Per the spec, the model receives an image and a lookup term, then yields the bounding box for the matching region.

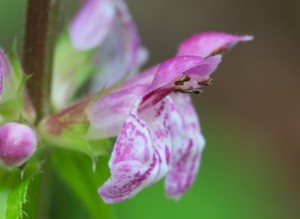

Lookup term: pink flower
[69,0,116,50]
[87,32,252,203]
[70,0,147,90]
[52,0,147,109]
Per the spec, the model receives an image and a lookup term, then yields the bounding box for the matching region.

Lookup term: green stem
[36,153,52,219]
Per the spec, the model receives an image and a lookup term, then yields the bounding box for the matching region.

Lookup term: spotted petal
[99,98,172,203]
[165,94,205,198]
[177,32,253,58]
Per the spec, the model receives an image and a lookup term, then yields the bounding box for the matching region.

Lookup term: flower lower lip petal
[99,98,172,203]
[165,95,205,198]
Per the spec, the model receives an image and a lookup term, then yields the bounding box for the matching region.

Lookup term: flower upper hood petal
[177,32,253,58]
[139,55,221,112]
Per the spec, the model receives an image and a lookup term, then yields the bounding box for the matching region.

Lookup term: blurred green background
[1,0,299,218]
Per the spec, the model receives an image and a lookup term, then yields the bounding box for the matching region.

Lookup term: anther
[174,87,203,94]
[210,46,229,56]
[174,76,191,85]
[174,88,185,93]
[193,89,202,95]
[198,78,214,86]
[174,75,210,95]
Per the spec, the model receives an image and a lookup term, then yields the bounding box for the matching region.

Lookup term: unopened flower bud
[0,122,37,167]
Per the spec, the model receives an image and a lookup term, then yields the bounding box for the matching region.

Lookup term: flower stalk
[22,0,60,122]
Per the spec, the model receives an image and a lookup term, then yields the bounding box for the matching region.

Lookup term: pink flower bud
[0,122,37,167]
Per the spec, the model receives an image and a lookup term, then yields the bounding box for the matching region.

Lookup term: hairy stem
[22,0,60,218]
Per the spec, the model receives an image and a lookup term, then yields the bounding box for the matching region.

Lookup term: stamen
[193,89,202,95]
[174,76,191,85]
[198,78,213,86]
[174,75,212,95]
[210,46,229,56]
[174,87,203,95]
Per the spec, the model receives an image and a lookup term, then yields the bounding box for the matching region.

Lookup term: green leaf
[52,148,115,219]
[4,43,24,102]
[9,43,23,73]
[0,162,39,219]
[0,43,35,123]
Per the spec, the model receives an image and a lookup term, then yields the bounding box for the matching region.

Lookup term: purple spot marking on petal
[144,145,150,162]
[168,139,195,195]
[185,146,201,191]
[113,121,148,164]
[100,152,158,202]
[165,146,170,165]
